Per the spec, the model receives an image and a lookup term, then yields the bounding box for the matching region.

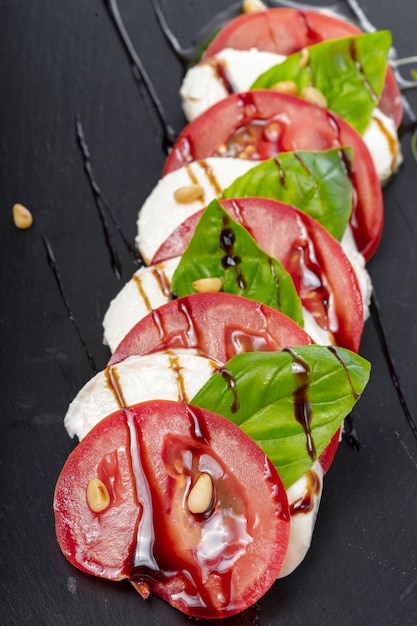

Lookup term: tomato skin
[202,7,402,127]
[319,428,341,474]
[151,197,363,353]
[54,400,290,619]
[53,412,141,580]
[108,291,313,367]
[164,90,383,260]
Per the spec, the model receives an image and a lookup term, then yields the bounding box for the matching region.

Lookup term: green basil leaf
[251,31,391,135]
[191,345,371,489]
[222,148,353,241]
[171,199,304,326]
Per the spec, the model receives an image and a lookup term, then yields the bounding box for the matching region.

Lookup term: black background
[1,1,417,624]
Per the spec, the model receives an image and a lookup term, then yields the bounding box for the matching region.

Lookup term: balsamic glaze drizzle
[284,347,316,461]
[343,414,361,451]
[370,292,417,441]
[75,117,141,276]
[103,0,177,152]
[152,0,242,66]
[43,236,98,374]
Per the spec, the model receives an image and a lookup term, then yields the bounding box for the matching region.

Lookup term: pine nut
[271,80,298,96]
[299,48,310,68]
[13,203,33,229]
[187,472,213,514]
[301,86,328,108]
[173,184,204,204]
[192,277,223,293]
[242,0,266,13]
[86,478,110,513]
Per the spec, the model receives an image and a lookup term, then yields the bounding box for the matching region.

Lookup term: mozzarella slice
[363,108,403,184]
[180,47,402,182]
[278,460,324,578]
[180,48,285,121]
[136,157,256,265]
[103,257,179,352]
[64,350,220,441]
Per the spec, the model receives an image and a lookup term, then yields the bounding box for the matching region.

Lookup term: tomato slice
[108,291,313,367]
[202,7,402,127]
[164,90,383,260]
[54,400,290,619]
[152,197,363,352]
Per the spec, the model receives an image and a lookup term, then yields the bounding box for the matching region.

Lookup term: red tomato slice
[164,90,383,260]
[152,197,364,353]
[54,400,290,619]
[108,291,313,367]
[202,7,402,127]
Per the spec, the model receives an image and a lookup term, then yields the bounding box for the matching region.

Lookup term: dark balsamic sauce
[103,0,176,152]
[284,347,316,460]
[43,236,98,373]
[75,118,122,279]
[327,345,360,401]
[220,219,247,290]
[290,468,321,515]
[219,368,240,413]
[370,292,417,441]
[152,0,242,66]
[343,413,361,451]
[75,117,142,274]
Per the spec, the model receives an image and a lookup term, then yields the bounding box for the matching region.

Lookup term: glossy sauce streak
[219,368,240,413]
[104,0,176,151]
[349,39,378,104]
[151,266,172,298]
[268,257,282,311]
[274,156,287,185]
[196,160,223,196]
[370,293,417,441]
[207,57,235,94]
[373,114,399,176]
[129,406,256,616]
[104,366,127,407]
[286,216,335,332]
[284,347,316,460]
[125,409,159,572]
[152,0,241,65]
[167,351,188,403]
[290,468,321,515]
[327,345,361,400]
[178,301,200,346]
[75,117,122,279]
[220,218,247,290]
[43,236,97,374]
[133,274,153,312]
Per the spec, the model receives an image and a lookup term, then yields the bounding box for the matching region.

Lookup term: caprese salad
[54,1,403,621]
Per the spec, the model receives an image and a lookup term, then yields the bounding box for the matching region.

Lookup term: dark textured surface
[1,1,417,624]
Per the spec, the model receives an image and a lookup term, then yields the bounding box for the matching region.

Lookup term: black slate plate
[1,1,417,624]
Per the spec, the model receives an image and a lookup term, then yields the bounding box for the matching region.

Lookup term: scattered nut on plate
[13,203,33,229]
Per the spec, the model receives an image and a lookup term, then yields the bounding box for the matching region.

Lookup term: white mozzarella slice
[180,48,285,122]
[278,460,324,578]
[64,350,219,441]
[103,257,180,352]
[136,157,257,265]
[362,108,403,184]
